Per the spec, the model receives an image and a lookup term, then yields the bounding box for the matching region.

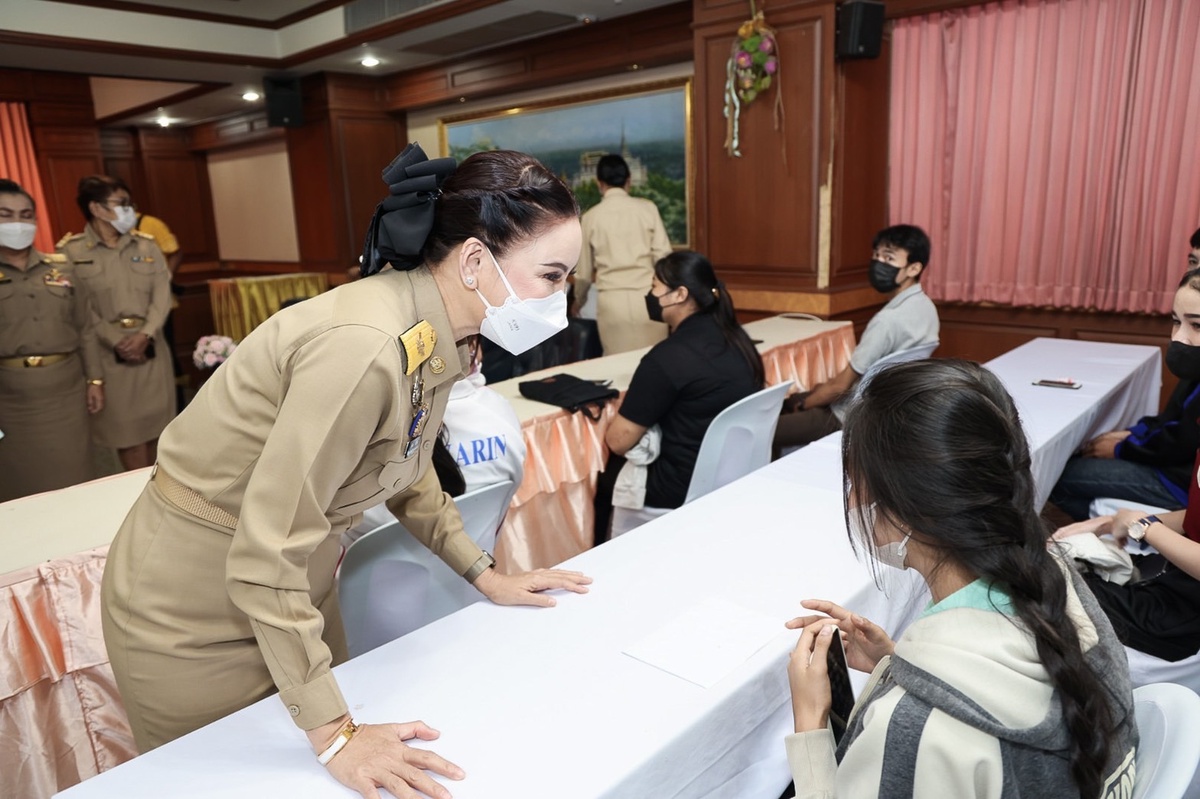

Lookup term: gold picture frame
[438,78,693,247]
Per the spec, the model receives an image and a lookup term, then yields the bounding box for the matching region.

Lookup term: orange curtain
[0,102,54,253]
[889,0,1200,314]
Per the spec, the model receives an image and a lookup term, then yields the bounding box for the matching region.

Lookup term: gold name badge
[398,321,437,376]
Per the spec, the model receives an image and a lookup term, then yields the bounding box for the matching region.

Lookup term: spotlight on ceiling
[360,56,381,67]
[242,90,261,102]
[156,115,171,127]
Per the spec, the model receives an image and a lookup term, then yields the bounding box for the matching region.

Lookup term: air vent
[402,11,578,56]
[345,0,444,35]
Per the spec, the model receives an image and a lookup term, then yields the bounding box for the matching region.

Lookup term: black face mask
[645,290,666,323]
[868,260,901,293]
[1166,341,1200,380]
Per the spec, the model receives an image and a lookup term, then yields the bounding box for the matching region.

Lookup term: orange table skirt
[0,546,136,799]
[495,324,855,573]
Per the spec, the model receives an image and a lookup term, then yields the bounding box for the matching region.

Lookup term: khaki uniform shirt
[575,187,672,302]
[0,249,102,377]
[58,224,171,349]
[156,266,481,728]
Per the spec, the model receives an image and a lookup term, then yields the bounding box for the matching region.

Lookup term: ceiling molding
[277,0,509,68]
[94,81,228,127]
[0,30,278,68]
[39,0,351,30]
[2,0,513,71]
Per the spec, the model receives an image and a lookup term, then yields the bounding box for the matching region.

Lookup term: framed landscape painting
[439,78,692,246]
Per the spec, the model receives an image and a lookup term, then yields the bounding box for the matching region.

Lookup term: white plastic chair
[1131,682,1200,799]
[684,381,793,504]
[852,340,940,400]
[338,480,514,658]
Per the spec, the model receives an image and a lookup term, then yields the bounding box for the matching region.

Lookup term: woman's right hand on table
[310,717,464,799]
[786,599,894,673]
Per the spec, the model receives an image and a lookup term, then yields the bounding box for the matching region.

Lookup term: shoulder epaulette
[42,253,68,264]
[56,232,83,248]
[131,230,155,241]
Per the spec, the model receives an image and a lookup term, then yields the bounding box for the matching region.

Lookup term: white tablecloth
[55,338,1161,799]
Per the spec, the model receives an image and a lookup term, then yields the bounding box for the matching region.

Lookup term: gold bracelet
[316,719,360,766]
[87,378,105,386]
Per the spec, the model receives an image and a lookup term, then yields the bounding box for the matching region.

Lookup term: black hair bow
[360,142,457,276]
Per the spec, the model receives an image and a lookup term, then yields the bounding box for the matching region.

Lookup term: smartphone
[1033,378,1081,389]
[826,627,856,744]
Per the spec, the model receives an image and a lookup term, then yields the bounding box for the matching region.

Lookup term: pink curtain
[889,0,1200,314]
[0,103,55,253]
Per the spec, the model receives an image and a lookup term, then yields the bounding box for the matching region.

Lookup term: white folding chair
[338,480,514,658]
[684,381,793,504]
[1132,682,1200,799]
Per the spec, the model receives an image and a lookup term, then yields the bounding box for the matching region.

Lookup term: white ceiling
[0,0,680,127]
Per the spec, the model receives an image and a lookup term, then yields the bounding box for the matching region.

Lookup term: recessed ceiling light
[360,56,381,67]
[156,115,171,127]
[242,90,261,102]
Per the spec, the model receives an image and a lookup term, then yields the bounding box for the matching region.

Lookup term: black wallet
[518,373,619,421]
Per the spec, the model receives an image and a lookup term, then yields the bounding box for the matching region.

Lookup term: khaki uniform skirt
[101,481,348,751]
[597,288,668,355]
[92,341,176,449]
[0,353,91,501]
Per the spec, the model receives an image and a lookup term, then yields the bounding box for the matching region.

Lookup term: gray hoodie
[786,565,1138,798]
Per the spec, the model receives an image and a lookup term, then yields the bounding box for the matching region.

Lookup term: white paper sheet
[622,597,789,689]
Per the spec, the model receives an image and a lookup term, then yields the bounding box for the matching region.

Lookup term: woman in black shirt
[605,250,764,535]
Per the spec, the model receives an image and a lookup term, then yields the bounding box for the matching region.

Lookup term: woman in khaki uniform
[60,175,175,471]
[101,147,591,799]
[0,179,105,501]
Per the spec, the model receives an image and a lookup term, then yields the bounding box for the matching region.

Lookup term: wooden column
[692,0,890,318]
[286,73,407,272]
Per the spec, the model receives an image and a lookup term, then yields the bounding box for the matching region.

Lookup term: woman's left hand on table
[473,567,592,607]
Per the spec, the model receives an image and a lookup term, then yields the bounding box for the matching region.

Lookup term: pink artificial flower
[204,352,219,367]
[765,57,778,74]
[735,51,752,68]
[759,38,774,54]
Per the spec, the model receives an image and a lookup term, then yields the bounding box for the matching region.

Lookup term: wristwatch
[463,551,496,583]
[1127,515,1160,542]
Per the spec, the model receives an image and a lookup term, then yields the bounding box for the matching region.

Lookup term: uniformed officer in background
[101,145,592,799]
[60,175,175,471]
[0,179,104,501]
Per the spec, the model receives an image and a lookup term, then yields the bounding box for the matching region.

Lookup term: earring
[465,277,475,286]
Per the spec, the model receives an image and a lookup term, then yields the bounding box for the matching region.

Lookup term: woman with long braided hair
[785,359,1137,798]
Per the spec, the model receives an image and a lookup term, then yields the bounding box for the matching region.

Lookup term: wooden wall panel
[829,39,891,286]
[38,153,103,238]
[693,3,834,289]
[287,121,343,268]
[335,116,405,261]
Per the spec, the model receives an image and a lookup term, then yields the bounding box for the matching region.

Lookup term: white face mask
[849,503,912,571]
[0,222,36,250]
[475,247,568,355]
[110,205,137,234]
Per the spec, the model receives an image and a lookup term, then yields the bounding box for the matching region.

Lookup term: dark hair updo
[420,150,578,266]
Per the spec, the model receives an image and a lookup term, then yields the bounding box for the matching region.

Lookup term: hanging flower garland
[723,2,786,161]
